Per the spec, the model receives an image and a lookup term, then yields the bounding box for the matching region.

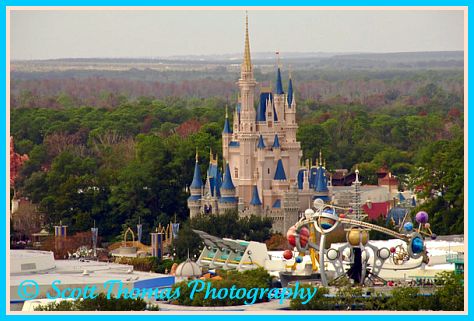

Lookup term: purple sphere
[349,208,354,213]
[415,211,429,224]
[430,233,437,240]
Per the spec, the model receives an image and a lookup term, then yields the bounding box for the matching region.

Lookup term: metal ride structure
[286,170,437,287]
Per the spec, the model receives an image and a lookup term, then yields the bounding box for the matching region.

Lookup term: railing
[446,253,464,263]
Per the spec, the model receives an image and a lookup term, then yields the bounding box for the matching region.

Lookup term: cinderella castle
[187,15,330,233]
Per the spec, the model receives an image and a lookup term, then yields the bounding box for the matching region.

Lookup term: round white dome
[175,259,202,278]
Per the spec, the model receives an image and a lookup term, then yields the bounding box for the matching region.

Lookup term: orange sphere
[347,228,369,246]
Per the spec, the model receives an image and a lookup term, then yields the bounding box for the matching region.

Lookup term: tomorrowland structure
[187,16,330,234]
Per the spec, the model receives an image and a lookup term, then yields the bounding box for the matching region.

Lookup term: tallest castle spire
[242,12,252,73]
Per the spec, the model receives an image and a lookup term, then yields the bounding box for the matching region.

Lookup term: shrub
[34,293,158,311]
[170,267,272,306]
[114,257,180,273]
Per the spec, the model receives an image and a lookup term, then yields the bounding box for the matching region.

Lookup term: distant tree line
[10,75,464,241]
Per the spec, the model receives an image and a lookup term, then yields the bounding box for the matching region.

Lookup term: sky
[10,9,465,60]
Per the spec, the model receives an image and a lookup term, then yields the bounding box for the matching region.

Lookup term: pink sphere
[415,211,429,224]
[287,226,296,247]
[390,247,396,253]
[299,227,310,247]
[339,213,346,218]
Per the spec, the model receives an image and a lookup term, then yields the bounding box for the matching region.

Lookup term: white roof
[10,250,169,286]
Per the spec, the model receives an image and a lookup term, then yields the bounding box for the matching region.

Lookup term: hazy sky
[11,9,464,60]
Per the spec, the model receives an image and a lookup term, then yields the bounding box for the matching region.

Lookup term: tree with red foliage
[175,119,202,138]
[10,136,29,186]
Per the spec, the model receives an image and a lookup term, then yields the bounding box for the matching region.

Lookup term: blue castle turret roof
[297,168,306,189]
[257,92,272,122]
[190,160,203,190]
[250,185,262,206]
[315,166,329,193]
[272,134,280,148]
[223,118,232,134]
[207,162,222,197]
[221,163,235,190]
[257,134,265,149]
[276,67,284,95]
[274,159,287,180]
[273,199,281,208]
[287,77,293,107]
[309,166,319,189]
[223,105,232,134]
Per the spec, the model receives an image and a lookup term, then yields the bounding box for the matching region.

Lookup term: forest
[10,62,464,241]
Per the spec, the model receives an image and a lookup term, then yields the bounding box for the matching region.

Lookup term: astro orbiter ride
[285,169,436,286]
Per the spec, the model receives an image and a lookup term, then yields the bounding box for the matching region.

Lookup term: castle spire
[221,162,235,190]
[195,147,199,162]
[274,159,287,181]
[275,52,284,95]
[242,12,252,73]
[257,134,266,149]
[287,73,294,106]
[250,185,262,206]
[223,104,232,134]
[190,153,203,190]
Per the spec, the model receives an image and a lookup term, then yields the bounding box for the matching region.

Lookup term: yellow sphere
[347,228,369,246]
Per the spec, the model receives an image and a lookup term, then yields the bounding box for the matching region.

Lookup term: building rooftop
[10,250,173,302]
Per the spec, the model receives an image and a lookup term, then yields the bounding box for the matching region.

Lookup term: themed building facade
[187,16,330,233]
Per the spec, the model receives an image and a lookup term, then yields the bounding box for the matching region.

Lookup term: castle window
[235,168,238,178]
[268,168,270,174]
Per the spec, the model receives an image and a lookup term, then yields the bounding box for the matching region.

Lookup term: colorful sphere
[286,226,296,247]
[299,227,310,247]
[415,211,429,224]
[283,249,293,260]
[339,213,346,218]
[430,233,437,240]
[320,208,337,230]
[404,222,413,232]
[347,228,369,246]
[295,256,303,263]
[424,223,431,229]
[411,237,424,254]
[323,207,336,215]
[390,247,396,253]
[349,208,354,213]
[320,217,336,230]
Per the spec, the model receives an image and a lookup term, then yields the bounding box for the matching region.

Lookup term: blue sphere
[404,222,413,232]
[295,256,303,263]
[411,237,424,254]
